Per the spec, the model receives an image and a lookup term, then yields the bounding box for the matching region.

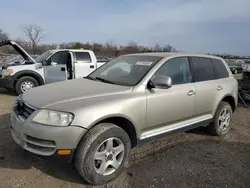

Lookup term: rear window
[75,52,91,62]
[191,57,216,82]
[212,59,229,79]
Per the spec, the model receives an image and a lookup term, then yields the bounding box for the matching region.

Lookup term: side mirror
[150,75,172,89]
[51,62,57,66]
[42,60,48,66]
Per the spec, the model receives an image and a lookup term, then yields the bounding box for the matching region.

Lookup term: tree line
[0,24,176,58]
[1,24,249,59]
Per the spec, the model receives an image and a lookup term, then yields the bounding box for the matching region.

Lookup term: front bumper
[10,111,87,162]
[0,76,15,89]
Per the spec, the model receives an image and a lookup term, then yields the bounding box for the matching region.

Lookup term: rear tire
[207,101,233,136]
[15,76,39,95]
[74,123,131,185]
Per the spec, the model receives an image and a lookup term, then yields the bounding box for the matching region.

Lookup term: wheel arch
[13,70,45,87]
[89,115,138,148]
[219,94,236,112]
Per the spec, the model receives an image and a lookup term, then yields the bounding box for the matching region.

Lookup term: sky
[0,0,250,55]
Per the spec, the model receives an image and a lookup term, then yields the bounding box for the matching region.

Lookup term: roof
[124,52,222,59]
[49,49,93,53]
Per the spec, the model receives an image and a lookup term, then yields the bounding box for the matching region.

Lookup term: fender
[12,70,45,86]
[213,94,236,116]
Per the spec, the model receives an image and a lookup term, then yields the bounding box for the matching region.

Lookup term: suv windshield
[87,55,162,86]
[35,51,53,63]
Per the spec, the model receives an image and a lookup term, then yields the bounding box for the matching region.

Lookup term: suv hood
[0,40,36,63]
[21,78,133,108]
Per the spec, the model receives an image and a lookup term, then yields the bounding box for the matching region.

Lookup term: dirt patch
[0,89,249,188]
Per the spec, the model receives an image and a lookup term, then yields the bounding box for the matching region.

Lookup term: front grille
[14,100,36,120]
[25,135,56,148]
[24,135,56,155]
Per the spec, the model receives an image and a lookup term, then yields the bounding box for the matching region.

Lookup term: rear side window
[75,52,91,62]
[212,59,229,79]
[191,57,216,82]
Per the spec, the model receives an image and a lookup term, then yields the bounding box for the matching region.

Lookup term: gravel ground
[0,86,249,188]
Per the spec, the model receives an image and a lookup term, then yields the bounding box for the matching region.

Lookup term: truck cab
[0,40,105,94]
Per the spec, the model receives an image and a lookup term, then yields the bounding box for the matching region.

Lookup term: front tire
[15,76,39,94]
[207,101,233,136]
[74,123,131,185]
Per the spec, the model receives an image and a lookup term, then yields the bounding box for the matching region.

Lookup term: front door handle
[90,65,95,68]
[61,67,66,71]
[187,90,196,96]
[217,86,223,90]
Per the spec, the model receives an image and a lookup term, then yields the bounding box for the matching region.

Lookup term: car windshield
[35,51,53,62]
[87,55,162,86]
[225,59,236,64]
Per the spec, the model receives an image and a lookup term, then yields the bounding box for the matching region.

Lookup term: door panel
[74,52,95,78]
[190,57,218,116]
[145,57,195,132]
[146,83,196,129]
[194,80,217,116]
[44,64,67,84]
[44,51,69,84]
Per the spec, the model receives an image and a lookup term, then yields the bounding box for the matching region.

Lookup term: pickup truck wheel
[15,76,39,94]
[207,101,233,136]
[74,123,131,185]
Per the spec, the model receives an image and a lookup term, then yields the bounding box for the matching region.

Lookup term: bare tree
[162,44,176,52]
[0,29,10,54]
[153,43,162,52]
[22,24,44,54]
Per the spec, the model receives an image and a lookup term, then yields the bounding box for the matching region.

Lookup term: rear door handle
[217,86,223,90]
[61,67,65,71]
[90,65,95,68]
[187,90,196,96]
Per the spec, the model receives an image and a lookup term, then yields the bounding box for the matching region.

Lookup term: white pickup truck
[0,41,106,94]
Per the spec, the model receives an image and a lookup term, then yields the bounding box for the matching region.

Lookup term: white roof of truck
[49,49,93,53]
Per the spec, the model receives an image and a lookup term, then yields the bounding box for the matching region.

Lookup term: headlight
[33,109,74,126]
[2,69,14,76]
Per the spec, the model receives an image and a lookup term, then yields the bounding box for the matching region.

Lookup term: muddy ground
[0,86,249,188]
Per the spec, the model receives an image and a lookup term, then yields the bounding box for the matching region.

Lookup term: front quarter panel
[50,92,147,138]
[8,64,44,79]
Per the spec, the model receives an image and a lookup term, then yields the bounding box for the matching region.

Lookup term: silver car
[10,53,238,184]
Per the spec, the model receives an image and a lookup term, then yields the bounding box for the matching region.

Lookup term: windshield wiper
[95,77,115,84]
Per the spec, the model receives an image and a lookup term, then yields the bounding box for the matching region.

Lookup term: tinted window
[212,59,229,79]
[154,57,191,85]
[75,52,91,62]
[191,57,216,82]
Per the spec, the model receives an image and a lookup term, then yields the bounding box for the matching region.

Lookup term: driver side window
[154,57,191,85]
[47,51,68,65]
